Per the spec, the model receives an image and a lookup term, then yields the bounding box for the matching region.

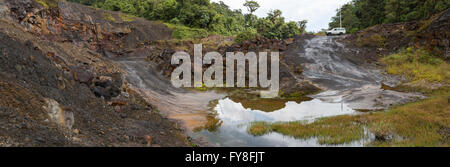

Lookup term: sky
[211,0,352,32]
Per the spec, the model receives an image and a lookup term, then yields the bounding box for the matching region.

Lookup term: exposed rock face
[0,0,8,17]
[345,9,450,61]
[418,9,450,59]
[6,0,172,56]
[217,36,321,96]
[0,0,189,146]
[92,73,123,100]
[223,37,291,53]
[43,98,74,129]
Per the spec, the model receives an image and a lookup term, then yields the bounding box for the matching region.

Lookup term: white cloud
[211,0,352,32]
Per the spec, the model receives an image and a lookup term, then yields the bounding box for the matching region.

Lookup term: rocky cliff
[345,8,449,62]
[0,0,189,146]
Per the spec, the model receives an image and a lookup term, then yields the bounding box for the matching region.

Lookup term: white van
[326,28,346,36]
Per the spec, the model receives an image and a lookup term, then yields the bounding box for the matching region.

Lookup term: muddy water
[117,36,422,147]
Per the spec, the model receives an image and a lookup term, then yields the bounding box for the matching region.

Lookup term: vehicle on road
[326,28,346,36]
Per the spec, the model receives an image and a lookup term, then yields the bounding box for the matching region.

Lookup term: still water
[192,96,366,147]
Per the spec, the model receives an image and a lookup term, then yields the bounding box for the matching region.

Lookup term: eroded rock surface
[0,0,189,147]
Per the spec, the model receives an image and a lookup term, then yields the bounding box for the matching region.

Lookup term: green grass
[356,34,386,47]
[235,29,259,44]
[164,23,209,40]
[119,13,136,22]
[103,13,116,22]
[369,88,450,146]
[249,48,449,146]
[382,47,450,84]
[248,122,271,136]
[248,87,450,146]
[248,116,365,145]
[35,0,61,9]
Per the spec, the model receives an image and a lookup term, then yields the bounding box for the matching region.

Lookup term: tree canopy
[329,0,450,33]
[68,0,306,40]
[244,0,260,14]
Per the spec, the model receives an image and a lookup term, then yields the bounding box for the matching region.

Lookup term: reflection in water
[216,98,354,123]
[193,97,362,147]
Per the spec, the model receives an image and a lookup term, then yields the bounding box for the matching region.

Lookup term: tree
[243,0,260,14]
[297,20,307,34]
[254,9,303,39]
[68,0,306,39]
[329,0,450,33]
[154,0,178,21]
[267,9,282,22]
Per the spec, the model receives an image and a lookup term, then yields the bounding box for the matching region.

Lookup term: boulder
[91,73,123,100]
[72,67,94,84]
[43,98,74,129]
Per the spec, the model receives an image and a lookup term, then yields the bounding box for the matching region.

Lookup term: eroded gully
[115,36,423,147]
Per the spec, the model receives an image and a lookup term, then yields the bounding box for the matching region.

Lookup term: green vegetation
[356,34,386,47]
[235,29,259,44]
[35,0,61,9]
[193,114,223,132]
[329,0,450,32]
[164,23,209,40]
[119,13,136,22]
[249,47,450,146]
[368,88,450,146]
[248,116,365,145]
[103,13,116,22]
[248,87,450,146]
[382,47,450,84]
[248,122,271,136]
[68,0,307,40]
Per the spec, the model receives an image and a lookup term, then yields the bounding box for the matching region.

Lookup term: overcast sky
[211,0,352,32]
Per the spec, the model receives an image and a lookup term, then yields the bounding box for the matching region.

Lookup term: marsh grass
[248,116,365,145]
[382,47,450,84]
[193,114,223,133]
[248,122,271,136]
[248,87,450,146]
[368,88,450,146]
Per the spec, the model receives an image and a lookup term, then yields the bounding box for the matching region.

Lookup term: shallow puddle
[192,97,364,147]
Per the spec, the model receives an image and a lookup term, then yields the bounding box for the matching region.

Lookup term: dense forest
[329,0,450,33]
[68,0,307,40]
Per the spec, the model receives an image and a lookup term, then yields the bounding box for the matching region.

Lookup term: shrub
[357,34,386,47]
[235,28,258,44]
[165,23,209,40]
[382,47,449,84]
[35,0,59,9]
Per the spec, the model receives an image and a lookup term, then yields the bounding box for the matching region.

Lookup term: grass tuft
[356,34,386,47]
[382,47,450,84]
[164,23,209,40]
[248,122,271,136]
[35,0,61,9]
[119,13,136,22]
[247,87,450,146]
[248,116,366,145]
[103,13,116,22]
